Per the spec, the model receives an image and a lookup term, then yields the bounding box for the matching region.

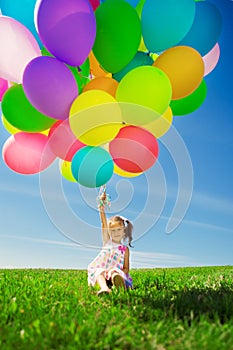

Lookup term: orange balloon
[153,46,204,100]
[89,51,112,78]
[83,77,118,97]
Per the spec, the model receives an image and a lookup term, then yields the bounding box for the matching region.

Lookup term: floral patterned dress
[88,240,133,288]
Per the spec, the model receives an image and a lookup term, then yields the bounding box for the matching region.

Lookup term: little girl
[88,193,133,294]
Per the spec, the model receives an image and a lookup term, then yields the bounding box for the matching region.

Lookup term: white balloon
[203,43,220,77]
[0,16,41,83]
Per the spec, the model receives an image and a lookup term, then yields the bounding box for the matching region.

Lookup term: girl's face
[108,221,125,243]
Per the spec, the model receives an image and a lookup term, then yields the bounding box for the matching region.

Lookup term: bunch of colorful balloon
[0,0,222,188]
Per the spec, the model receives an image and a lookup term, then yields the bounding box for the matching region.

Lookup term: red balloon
[90,0,100,11]
[109,126,159,173]
[2,132,56,174]
[48,120,86,161]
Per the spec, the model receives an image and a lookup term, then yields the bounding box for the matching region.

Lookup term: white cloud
[131,250,196,268]
[0,234,98,251]
[192,191,233,214]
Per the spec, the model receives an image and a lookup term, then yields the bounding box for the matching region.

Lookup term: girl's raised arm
[99,194,110,245]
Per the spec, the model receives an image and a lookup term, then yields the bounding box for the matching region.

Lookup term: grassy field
[0,266,232,350]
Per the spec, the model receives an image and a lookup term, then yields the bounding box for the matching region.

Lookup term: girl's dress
[88,240,133,288]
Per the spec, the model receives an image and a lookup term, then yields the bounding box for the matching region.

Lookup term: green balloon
[1,85,56,132]
[41,47,90,94]
[170,80,207,116]
[113,51,153,82]
[116,66,172,124]
[93,0,141,73]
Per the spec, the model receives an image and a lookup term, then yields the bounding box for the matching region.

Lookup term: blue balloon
[179,1,222,56]
[113,51,153,82]
[71,146,114,188]
[0,0,42,47]
[141,0,196,53]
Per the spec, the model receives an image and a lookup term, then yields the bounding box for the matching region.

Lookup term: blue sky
[0,0,233,269]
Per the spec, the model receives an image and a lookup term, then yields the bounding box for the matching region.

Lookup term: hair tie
[120,216,128,225]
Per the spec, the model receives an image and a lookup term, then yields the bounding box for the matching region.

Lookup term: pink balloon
[0,77,8,101]
[48,120,86,161]
[2,132,56,174]
[203,43,220,77]
[109,126,159,173]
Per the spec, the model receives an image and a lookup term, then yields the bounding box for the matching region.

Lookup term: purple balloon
[23,56,78,120]
[36,0,96,67]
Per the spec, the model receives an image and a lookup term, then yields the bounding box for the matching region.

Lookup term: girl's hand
[100,192,106,201]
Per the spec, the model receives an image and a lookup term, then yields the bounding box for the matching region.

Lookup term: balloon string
[76,67,92,81]
[96,185,111,210]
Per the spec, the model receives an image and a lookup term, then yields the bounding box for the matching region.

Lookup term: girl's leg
[111,271,125,289]
[96,272,111,294]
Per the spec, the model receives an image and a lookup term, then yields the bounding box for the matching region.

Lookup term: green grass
[0,266,233,350]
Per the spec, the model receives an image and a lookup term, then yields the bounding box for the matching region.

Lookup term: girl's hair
[108,216,134,247]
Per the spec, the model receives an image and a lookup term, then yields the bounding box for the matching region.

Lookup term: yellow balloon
[139,36,148,52]
[153,46,204,100]
[150,52,159,61]
[136,0,148,52]
[2,115,51,136]
[2,114,20,134]
[143,106,173,138]
[114,163,142,178]
[59,160,76,182]
[69,90,122,146]
[41,128,50,136]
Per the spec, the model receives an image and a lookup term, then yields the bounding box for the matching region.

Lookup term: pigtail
[124,219,134,248]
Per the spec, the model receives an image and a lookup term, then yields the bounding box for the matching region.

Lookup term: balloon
[141,0,195,53]
[116,66,172,124]
[114,163,142,178]
[170,80,207,116]
[90,0,100,11]
[109,125,159,173]
[0,16,41,83]
[23,56,78,120]
[69,90,122,146]
[1,115,21,135]
[0,77,8,101]
[135,0,147,53]
[136,0,146,17]
[48,120,86,161]
[83,77,118,97]
[179,1,222,56]
[41,46,91,94]
[89,51,111,78]
[203,43,220,77]
[93,0,141,73]
[113,51,153,82]
[71,146,114,187]
[100,0,140,8]
[153,46,204,100]
[35,0,96,66]
[1,115,50,135]
[0,0,42,47]
[142,106,173,138]
[2,132,56,174]
[59,160,76,182]
[1,85,56,132]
